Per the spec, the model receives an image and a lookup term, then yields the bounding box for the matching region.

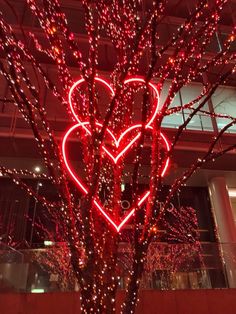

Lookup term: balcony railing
[0,242,236,293]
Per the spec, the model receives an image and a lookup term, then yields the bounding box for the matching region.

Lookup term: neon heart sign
[62,77,170,232]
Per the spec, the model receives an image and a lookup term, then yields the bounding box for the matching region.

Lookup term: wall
[1,289,236,314]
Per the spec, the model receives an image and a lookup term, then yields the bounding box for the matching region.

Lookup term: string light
[0,0,235,313]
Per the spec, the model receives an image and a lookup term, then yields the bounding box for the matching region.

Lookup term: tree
[0,0,235,313]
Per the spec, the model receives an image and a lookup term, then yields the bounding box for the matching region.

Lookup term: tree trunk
[121,245,146,314]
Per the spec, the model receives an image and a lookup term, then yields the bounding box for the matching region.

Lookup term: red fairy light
[62,76,170,231]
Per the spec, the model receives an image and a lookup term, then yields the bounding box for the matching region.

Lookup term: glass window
[212,86,236,134]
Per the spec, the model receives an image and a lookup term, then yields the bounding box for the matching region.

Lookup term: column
[209,177,236,288]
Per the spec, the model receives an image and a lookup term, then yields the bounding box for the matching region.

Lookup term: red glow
[62,76,170,232]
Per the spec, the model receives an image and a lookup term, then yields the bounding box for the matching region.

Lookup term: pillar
[209,177,236,288]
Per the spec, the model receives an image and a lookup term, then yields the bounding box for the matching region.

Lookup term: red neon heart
[68,77,160,134]
[62,123,169,231]
[62,77,170,232]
